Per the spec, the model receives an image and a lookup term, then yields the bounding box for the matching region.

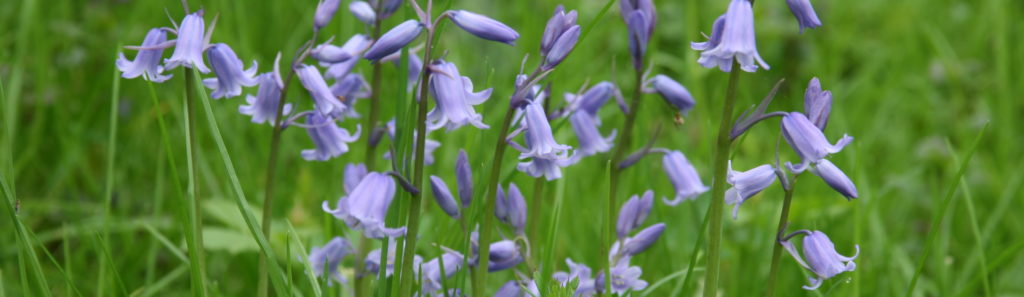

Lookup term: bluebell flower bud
[421,251,464,294]
[301,113,361,161]
[617,190,654,239]
[486,240,523,272]
[296,64,347,116]
[239,70,291,124]
[803,77,832,131]
[620,0,656,38]
[455,150,473,207]
[426,60,492,131]
[202,43,257,99]
[373,0,402,19]
[647,75,696,114]
[117,28,172,82]
[495,183,527,234]
[786,0,822,33]
[165,12,210,73]
[543,24,580,70]
[568,81,616,116]
[448,10,520,45]
[622,223,665,256]
[323,172,405,238]
[308,237,352,285]
[541,6,578,55]
[429,175,461,218]
[570,111,616,158]
[692,0,770,72]
[781,112,852,172]
[349,1,376,25]
[725,162,777,219]
[313,34,372,64]
[810,159,858,199]
[661,150,709,205]
[625,10,651,70]
[314,0,342,30]
[782,230,859,290]
[343,163,368,194]
[495,184,509,224]
[364,20,423,61]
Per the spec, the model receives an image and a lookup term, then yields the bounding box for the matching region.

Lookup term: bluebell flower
[330,73,371,119]
[429,176,461,218]
[569,111,616,159]
[786,0,822,33]
[620,223,665,256]
[447,10,519,45]
[426,60,492,131]
[803,77,832,131]
[782,230,859,290]
[364,20,423,61]
[553,258,596,296]
[617,190,654,239]
[494,183,527,234]
[366,238,422,277]
[296,64,348,116]
[661,150,709,205]
[344,163,367,194]
[313,34,372,64]
[692,0,770,72]
[511,100,574,180]
[620,0,656,69]
[239,68,291,124]
[483,240,523,272]
[565,81,616,116]
[495,279,540,297]
[349,1,376,25]
[323,172,405,238]
[595,261,649,295]
[308,236,352,285]
[202,43,257,99]
[725,161,777,219]
[810,159,858,199]
[301,112,361,161]
[314,0,342,30]
[541,6,579,56]
[455,150,473,207]
[544,25,581,70]
[620,0,656,37]
[373,0,402,19]
[647,75,696,114]
[420,251,464,294]
[117,28,172,82]
[781,112,852,172]
[165,12,210,73]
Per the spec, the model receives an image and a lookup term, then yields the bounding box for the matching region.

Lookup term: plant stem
[529,177,544,256]
[355,16,385,297]
[184,68,209,297]
[764,180,797,297]
[703,63,741,297]
[473,107,517,297]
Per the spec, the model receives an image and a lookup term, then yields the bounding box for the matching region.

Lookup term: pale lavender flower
[617,190,654,239]
[330,73,371,119]
[781,112,852,172]
[426,60,492,131]
[429,176,461,218]
[312,34,372,64]
[565,81,616,116]
[803,77,832,131]
[296,64,348,116]
[364,20,423,61]
[301,112,361,161]
[164,12,210,73]
[620,0,656,37]
[725,161,777,219]
[372,0,402,19]
[544,25,581,70]
[323,172,406,238]
[344,163,368,194]
[447,10,520,45]
[661,150,709,205]
[495,279,540,297]
[541,6,579,56]
[420,251,465,294]
[595,261,648,294]
[786,0,822,33]
[484,240,523,272]
[620,0,655,69]
[553,258,596,296]
[647,75,696,114]
[383,119,440,164]
[308,237,353,285]
[692,0,770,72]
[117,28,172,82]
[202,43,258,99]
[495,183,527,234]
[782,230,859,290]
[570,111,616,158]
[349,1,376,25]
[365,238,422,277]
[455,150,473,207]
[620,223,665,256]
[239,70,291,124]
[314,0,342,29]
[810,159,858,199]
[512,101,574,180]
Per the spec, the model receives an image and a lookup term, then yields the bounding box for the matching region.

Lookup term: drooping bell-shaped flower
[314,0,342,30]
[117,28,172,82]
[803,77,832,131]
[495,279,540,297]
[782,230,859,290]
[692,0,770,72]
[364,20,423,61]
[484,240,523,272]
[312,34,372,64]
[661,150,709,205]
[455,150,473,207]
[308,237,352,285]
[429,176,461,218]
[165,12,210,73]
[344,163,368,194]
[301,113,361,161]
[647,75,696,114]
[323,172,406,238]
[448,10,520,45]
[809,159,858,199]
[239,69,291,124]
[420,251,465,294]
[330,73,371,119]
[349,1,376,25]
[595,261,649,295]
[540,6,579,56]
[426,60,492,131]
[570,111,616,158]
[786,0,822,33]
[565,81,616,116]
[365,238,422,277]
[512,101,574,180]
[553,258,596,296]
[620,223,665,256]
[494,183,527,234]
[725,161,777,219]
[617,190,654,239]
[202,43,258,99]
[781,112,852,172]
[296,64,347,116]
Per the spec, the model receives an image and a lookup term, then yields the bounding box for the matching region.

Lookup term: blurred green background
[1,0,1022,296]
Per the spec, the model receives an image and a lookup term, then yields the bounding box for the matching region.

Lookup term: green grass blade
[137,265,188,297]
[0,167,50,297]
[142,223,190,264]
[93,233,129,296]
[946,140,991,297]
[286,221,323,297]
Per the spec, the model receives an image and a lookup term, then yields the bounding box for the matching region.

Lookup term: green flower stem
[703,62,741,297]
[764,179,797,297]
[354,14,385,297]
[473,106,517,297]
[184,66,209,297]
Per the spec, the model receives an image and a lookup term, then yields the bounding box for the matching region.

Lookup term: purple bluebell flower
[495,183,527,234]
[647,75,696,114]
[314,0,342,30]
[725,161,777,219]
[117,28,172,82]
[782,230,859,290]
[553,258,596,296]
[495,279,540,297]
[570,111,616,158]
[323,172,405,238]
[429,176,461,218]
[308,237,352,285]
[803,77,832,131]
[617,190,654,239]
[511,100,574,180]
[301,113,361,161]
[541,6,579,56]
[447,10,520,45]
[620,0,656,37]
[620,0,656,69]
[407,50,423,92]
[455,150,473,207]
[426,60,492,131]
[484,240,523,272]
[810,159,858,199]
[565,81,616,116]
[366,238,422,277]
[344,163,368,194]
[296,64,348,116]
[164,12,210,73]
[330,73,371,119]
[373,0,402,19]
[420,251,465,294]
[786,0,822,33]
[239,68,291,124]
[621,223,665,256]
[313,34,372,64]
[595,261,649,294]
[781,112,852,172]
[544,25,581,70]
[349,1,376,25]
[692,0,770,72]
[661,150,709,205]
[202,43,257,99]
[364,20,423,61]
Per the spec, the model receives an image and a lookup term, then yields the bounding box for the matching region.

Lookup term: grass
[2,0,1023,296]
